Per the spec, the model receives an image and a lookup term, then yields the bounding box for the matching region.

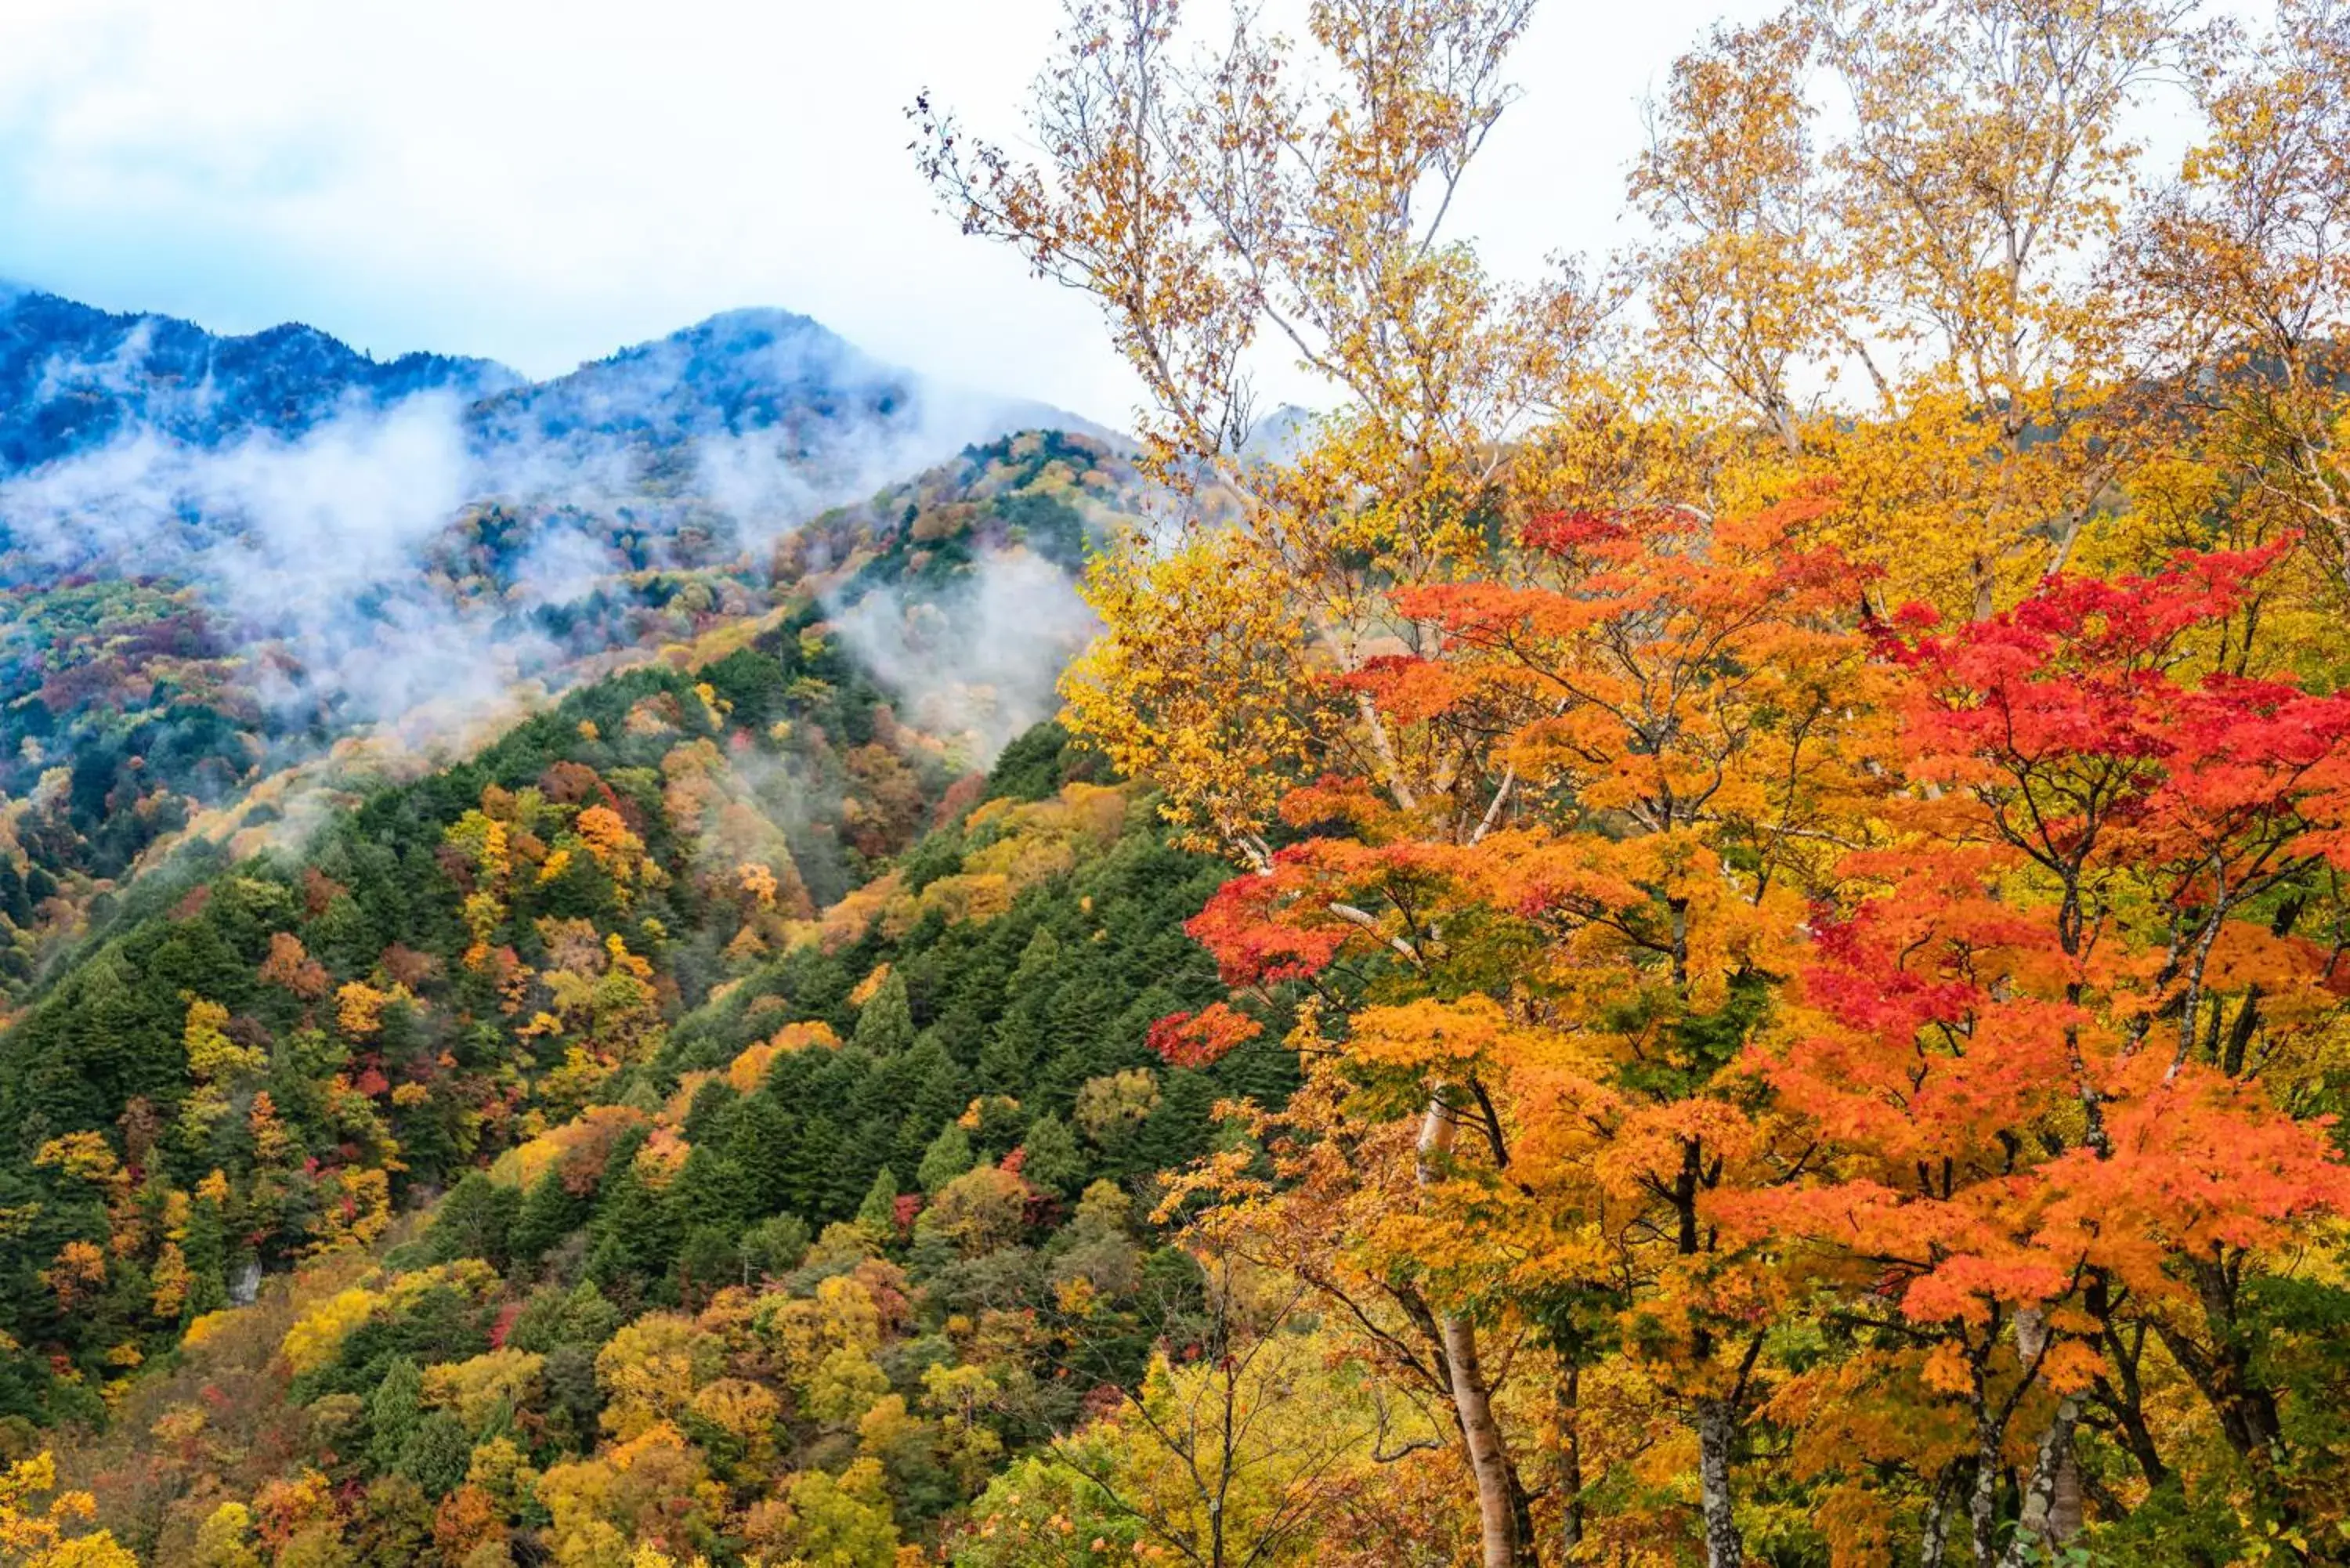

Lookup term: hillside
[0,329,1139,1014]
[0,297,1255,1552]
[9,681,1278,1563]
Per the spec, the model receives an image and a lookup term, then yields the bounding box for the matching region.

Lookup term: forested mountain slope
[0,332,1307,1562]
[22,710,1282,1567]
[0,423,1135,1011]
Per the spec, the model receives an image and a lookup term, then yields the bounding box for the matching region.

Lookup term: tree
[1727,548,2350,1561]
[853,1165,900,1243]
[762,1459,900,1568]
[2126,0,2350,591]
[1802,0,2204,613]
[367,1357,425,1475]
[852,969,916,1056]
[983,1229,1441,1568]
[0,1452,137,1568]
[916,1123,978,1195]
[1020,1112,1087,1199]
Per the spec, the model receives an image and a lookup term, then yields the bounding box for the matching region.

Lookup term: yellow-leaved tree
[0,1453,136,1568]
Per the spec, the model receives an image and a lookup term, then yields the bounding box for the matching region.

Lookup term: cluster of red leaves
[891,1193,924,1234]
[488,1300,527,1350]
[1185,858,1352,986]
[1148,1002,1266,1068]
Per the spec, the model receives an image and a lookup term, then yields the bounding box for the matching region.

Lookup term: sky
[0,0,1784,428]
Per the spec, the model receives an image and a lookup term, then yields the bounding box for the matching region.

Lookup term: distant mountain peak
[682,305,831,338]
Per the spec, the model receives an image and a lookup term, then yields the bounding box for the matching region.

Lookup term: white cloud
[0,0,2240,439]
[0,0,1791,427]
[830,548,1101,764]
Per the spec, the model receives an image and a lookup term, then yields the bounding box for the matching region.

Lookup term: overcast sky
[0,0,1798,425]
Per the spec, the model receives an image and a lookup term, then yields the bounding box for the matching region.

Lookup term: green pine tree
[916,1122,976,1194]
[853,969,916,1054]
[511,1169,591,1265]
[367,1357,424,1475]
[1020,1111,1088,1198]
[855,1165,901,1241]
[396,1411,474,1494]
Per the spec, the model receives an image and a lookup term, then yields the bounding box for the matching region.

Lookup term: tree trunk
[1420,1092,1532,1568]
[1919,1469,1956,1568]
[1443,1312,1531,1568]
[1558,1360,1585,1560]
[2001,1395,2081,1568]
[2171,1256,2287,1469]
[2052,1441,2084,1542]
[1697,1396,1744,1568]
[1969,1428,2001,1568]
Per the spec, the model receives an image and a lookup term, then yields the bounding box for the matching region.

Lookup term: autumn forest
[6,0,2350,1566]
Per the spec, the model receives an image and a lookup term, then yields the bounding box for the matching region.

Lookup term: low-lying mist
[830,549,1100,766]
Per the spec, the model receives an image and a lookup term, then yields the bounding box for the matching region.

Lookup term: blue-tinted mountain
[0,286,524,474]
[475,307,911,451]
[0,289,1105,562]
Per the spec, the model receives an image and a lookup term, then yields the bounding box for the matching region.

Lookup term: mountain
[0,290,1139,1013]
[0,293,1267,1568]
[0,378,1242,1568]
[0,290,1107,579]
[0,286,524,475]
[474,307,1083,457]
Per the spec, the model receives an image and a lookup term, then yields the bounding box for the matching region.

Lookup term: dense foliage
[21,716,1295,1568]
[909,0,2350,1564]
[13,0,2350,1564]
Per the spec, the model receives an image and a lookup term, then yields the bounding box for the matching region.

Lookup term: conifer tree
[1019,1113,1086,1200]
[853,970,916,1055]
[855,1165,901,1241]
[916,1123,977,1194]
[366,1358,424,1476]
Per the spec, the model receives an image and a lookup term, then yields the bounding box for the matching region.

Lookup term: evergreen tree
[667,1145,752,1236]
[916,1122,976,1194]
[727,1094,798,1215]
[1020,1112,1087,1199]
[505,1281,622,1356]
[589,1140,678,1288]
[783,1113,848,1223]
[855,1165,901,1241]
[894,1035,967,1176]
[740,1214,812,1280]
[852,969,916,1054]
[671,1227,742,1305]
[366,1357,424,1475]
[681,1077,739,1143]
[427,1172,518,1269]
[180,1190,230,1319]
[511,1169,591,1265]
[395,1410,473,1494]
[1126,1068,1217,1180]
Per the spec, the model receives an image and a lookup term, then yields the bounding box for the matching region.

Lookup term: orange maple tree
[1726,547,2350,1562]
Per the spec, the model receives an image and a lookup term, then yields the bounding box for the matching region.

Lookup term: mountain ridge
[0,289,1113,490]
[0,289,525,474]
